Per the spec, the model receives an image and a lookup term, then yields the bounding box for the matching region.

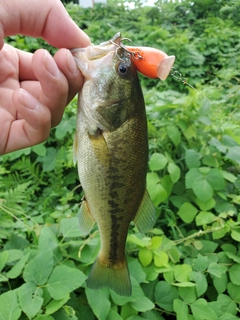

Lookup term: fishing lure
[111,37,175,81]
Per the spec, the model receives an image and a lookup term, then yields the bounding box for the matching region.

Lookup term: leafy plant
[0,1,240,319]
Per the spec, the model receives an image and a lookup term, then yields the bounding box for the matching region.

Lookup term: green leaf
[192,254,208,272]
[196,211,216,226]
[213,272,228,294]
[207,262,228,278]
[174,264,192,282]
[139,249,153,267]
[147,182,168,206]
[185,149,201,169]
[190,272,208,297]
[149,153,167,171]
[178,286,197,303]
[195,198,215,211]
[7,253,30,279]
[38,226,62,264]
[173,299,189,320]
[142,310,165,320]
[217,294,237,316]
[32,143,47,156]
[18,283,43,318]
[167,125,181,146]
[190,299,218,320]
[23,250,54,285]
[47,265,87,299]
[155,281,178,312]
[231,229,240,242]
[43,148,57,172]
[205,169,225,191]
[106,308,123,320]
[45,294,70,315]
[168,162,181,183]
[229,264,240,285]
[35,316,55,320]
[131,296,155,312]
[55,115,76,140]
[0,290,21,320]
[154,251,169,267]
[227,282,240,303]
[86,287,111,320]
[177,202,198,223]
[186,168,213,201]
[226,146,240,164]
[0,251,8,273]
[59,217,83,238]
[221,171,237,183]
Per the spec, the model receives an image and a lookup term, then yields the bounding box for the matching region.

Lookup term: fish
[72,33,174,296]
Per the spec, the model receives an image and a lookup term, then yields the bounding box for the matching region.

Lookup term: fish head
[72,33,141,133]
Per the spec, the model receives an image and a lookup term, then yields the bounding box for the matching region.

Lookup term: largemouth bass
[72,33,173,296]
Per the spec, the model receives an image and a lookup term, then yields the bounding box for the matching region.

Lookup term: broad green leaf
[128,258,146,283]
[106,308,123,320]
[221,171,237,183]
[149,153,167,171]
[47,265,86,299]
[32,143,47,156]
[231,229,240,242]
[55,115,76,140]
[205,169,225,191]
[196,211,216,226]
[43,147,57,172]
[229,264,240,285]
[155,281,178,312]
[207,262,228,278]
[174,264,192,282]
[120,302,138,319]
[172,282,196,287]
[196,197,215,211]
[167,125,181,146]
[226,146,240,164]
[23,250,54,285]
[167,162,181,183]
[192,254,208,272]
[59,217,83,238]
[178,286,197,303]
[227,282,240,303]
[18,283,43,318]
[150,236,163,250]
[45,294,70,315]
[185,149,201,169]
[212,273,229,294]
[7,253,30,279]
[38,226,62,264]
[142,310,165,320]
[86,287,111,320]
[0,251,8,273]
[139,249,153,267]
[154,251,169,267]
[148,182,168,206]
[131,296,155,312]
[190,299,218,320]
[190,272,207,297]
[0,290,21,320]
[217,294,237,316]
[186,168,213,201]
[177,202,198,223]
[173,299,189,320]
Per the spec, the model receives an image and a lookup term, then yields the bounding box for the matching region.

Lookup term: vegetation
[1,0,240,319]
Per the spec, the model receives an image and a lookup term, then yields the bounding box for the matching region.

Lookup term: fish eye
[117,62,131,78]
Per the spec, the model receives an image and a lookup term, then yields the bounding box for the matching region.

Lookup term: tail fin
[87,257,132,296]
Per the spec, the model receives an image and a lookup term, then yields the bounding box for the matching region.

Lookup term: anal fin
[79,199,96,235]
[134,189,156,233]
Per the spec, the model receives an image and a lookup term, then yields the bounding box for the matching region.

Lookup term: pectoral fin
[134,190,156,233]
[79,199,96,235]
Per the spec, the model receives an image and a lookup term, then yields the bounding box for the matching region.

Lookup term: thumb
[0,0,90,50]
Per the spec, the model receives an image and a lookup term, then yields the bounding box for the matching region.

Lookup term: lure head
[125,46,175,80]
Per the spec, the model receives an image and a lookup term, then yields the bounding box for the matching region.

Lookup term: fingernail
[43,50,60,78]
[19,89,39,110]
[67,50,79,75]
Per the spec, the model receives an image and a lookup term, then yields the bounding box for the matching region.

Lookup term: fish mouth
[156,55,175,81]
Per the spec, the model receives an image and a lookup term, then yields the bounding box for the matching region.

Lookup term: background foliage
[1,0,240,319]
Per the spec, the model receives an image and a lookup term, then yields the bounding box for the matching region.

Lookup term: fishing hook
[110,37,143,62]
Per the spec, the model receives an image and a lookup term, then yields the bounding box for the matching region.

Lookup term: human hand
[0,0,90,155]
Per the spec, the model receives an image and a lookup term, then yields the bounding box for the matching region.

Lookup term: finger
[16,49,36,81]
[4,88,51,154]
[0,0,90,49]
[31,49,68,127]
[54,48,84,104]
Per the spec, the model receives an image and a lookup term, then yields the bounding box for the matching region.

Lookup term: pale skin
[0,0,90,155]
